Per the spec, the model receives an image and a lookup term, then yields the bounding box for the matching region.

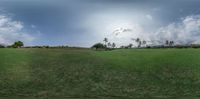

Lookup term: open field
[1,48,200,99]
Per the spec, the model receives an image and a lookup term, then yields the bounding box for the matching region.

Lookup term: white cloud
[82,9,200,47]
[108,24,145,47]
[0,15,35,45]
[146,14,153,20]
[154,15,200,45]
[152,8,161,12]
[104,14,200,46]
[31,24,36,28]
[82,11,150,47]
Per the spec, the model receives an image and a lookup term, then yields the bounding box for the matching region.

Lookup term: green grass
[1,48,200,99]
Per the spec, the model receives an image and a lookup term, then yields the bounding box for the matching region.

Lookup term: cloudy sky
[0,0,200,47]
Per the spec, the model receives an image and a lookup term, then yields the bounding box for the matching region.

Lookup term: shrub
[91,43,106,50]
[0,44,5,48]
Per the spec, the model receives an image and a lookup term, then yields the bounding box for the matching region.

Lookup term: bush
[44,46,49,48]
[91,43,106,50]
[191,44,200,48]
[0,44,5,48]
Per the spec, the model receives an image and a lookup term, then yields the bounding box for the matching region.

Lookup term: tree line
[0,41,24,48]
[0,41,69,49]
[1,38,200,49]
[92,38,116,50]
[91,37,200,50]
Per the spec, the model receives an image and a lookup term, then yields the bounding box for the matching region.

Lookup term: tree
[112,43,116,48]
[171,41,174,46]
[107,42,111,48]
[128,43,133,48]
[0,44,5,48]
[165,40,169,46]
[91,43,105,50]
[135,38,141,48]
[103,38,108,47]
[12,41,24,48]
[136,38,140,43]
[169,41,174,46]
[120,46,125,49]
[142,40,146,45]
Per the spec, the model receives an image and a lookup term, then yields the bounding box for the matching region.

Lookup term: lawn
[0,48,200,99]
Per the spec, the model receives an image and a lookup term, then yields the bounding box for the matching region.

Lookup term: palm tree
[112,43,116,48]
[103,38,108,47]
[107,42,111,48]
[139,41,142,48]
[172,41,174,46]
[165,40,169,46]
[136,38,140,43]
[128,43,133,48]
[135,38,142,48]
[138,39,142,48]
[142,40,146,46]
[169,41,174,46]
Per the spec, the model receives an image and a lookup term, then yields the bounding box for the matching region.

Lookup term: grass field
[1,48,200,99]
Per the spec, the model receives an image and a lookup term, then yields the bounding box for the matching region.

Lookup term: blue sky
[0,0,200,47]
